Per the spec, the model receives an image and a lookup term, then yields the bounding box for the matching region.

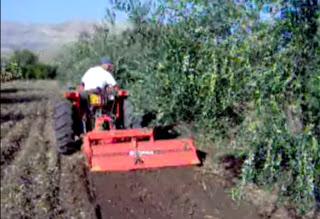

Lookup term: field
[1,80,314,219]
[1,81,96,218]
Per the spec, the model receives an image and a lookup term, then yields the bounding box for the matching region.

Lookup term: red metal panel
[83,135,200,172]
[87,128,154,141]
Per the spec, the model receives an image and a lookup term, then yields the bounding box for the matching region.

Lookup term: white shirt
[81,66,117,91]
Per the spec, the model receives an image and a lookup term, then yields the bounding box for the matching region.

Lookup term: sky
[1,0,127,23]
[1,0,279,25]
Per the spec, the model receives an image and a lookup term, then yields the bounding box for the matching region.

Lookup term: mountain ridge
[1,21,96,56]
[1,20,131,61]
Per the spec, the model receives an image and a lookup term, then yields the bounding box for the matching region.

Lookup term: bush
[5,49,57,80]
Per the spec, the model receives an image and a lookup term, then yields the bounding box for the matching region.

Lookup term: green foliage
[237,100,319,213]
[1,56,22,81]
[6,49,57,79]
[57,0,319,213]
[11,49,39,66]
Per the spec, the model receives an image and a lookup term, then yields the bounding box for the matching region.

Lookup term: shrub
[5,49,57,80]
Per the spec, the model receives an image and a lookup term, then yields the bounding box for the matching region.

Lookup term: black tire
[54,101,78,154]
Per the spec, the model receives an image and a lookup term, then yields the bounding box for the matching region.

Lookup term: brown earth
[91,167,260,219]
[1,80,313,219]
[1,81,96,218]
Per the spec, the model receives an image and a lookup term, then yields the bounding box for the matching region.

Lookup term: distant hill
[1,21,131,62]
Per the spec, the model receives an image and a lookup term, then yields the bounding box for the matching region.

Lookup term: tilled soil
[1,81,263,219]
[1,81,95,218]
[91,167,260,219]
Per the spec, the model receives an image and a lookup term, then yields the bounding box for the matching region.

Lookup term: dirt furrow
[0,84,44,141]
[58,154,96,218]
[27,100,60,218]
[1,102,46,218]
[0,101,44,169]
[1,81,97,219]
[1,99,61,219]
[41,100,63,218]
[0,118,32,168]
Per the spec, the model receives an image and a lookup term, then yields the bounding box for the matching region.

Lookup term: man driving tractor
[81,57,117,91]
[79,57,119,131]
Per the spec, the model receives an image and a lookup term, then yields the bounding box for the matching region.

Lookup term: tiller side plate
[83,128,200,172]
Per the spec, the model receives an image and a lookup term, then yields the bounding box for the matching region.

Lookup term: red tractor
[54,86,200,172]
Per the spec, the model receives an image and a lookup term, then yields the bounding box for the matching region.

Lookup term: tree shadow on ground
[0,96,42,104]
[0,113,24,123]
[0,88,34,93]
[0,88,19,93]
[219,154,246,183]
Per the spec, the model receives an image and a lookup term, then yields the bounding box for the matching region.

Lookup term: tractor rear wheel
[54,100,79,154]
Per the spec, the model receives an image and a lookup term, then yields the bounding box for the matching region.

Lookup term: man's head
[100,57,114,72]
